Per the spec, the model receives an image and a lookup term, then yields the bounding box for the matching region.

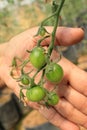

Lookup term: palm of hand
[0,27,87,130]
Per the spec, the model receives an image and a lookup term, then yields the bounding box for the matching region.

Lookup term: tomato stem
[40,10,57,26]
[39,69,45,86]
[11,0,65,107]
[37,35,50,46]
[48,0,65,56]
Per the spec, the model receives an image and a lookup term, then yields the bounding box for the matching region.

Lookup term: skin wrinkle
[39,107,57,121]
[79,98,87,114]
[62,85,87,115]
[58,98,75,119]
[56,98,87,127]
[69,67,87,96]
[83,121,87,128]
[49,111,65,128]
[39,104,80,130]
[57,118,80,130]
[39,106,68,129]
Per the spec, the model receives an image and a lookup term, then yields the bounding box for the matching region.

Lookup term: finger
[55,98,87,128]
[39,106,80,130]
[58,57,87,96]
[10,27,84,47]
[53,27,84,46]
[58,84,87,115]
[29,27,84,46]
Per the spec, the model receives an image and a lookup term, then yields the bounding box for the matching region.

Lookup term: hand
[0,27,86,130]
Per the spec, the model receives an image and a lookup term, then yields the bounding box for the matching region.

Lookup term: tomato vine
[10,0,65,108]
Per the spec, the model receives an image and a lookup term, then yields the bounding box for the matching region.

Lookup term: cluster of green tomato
[11,27,64,107]
[11,0,65,107]
[12,40,64,107]
[26,46,64,106]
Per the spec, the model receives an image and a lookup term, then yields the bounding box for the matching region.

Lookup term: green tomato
[21,75,30,85]
[39,27,46,36]
[45,63,63,83]
[26,86,46,102]
[47,93,59,106]
[30,47,46,69]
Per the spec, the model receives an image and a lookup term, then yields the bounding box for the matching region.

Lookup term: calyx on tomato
[47,92,59,105]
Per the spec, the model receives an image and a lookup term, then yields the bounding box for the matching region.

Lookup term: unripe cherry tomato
[26,86,46,102]
[30,47,46,69]
[21,75,30,85]
[45,63,63,83]
[47,93,59,106]
[39,27,46,36]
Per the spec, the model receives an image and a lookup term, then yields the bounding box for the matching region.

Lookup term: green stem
[33,70,40,79]
[39,69,45,86]
[37,35,50,46]
[20,59,30,69]
[48,0,65,56]
[40,11,57,27]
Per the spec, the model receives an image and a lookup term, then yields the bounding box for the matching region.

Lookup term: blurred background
[0,0,87,130]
